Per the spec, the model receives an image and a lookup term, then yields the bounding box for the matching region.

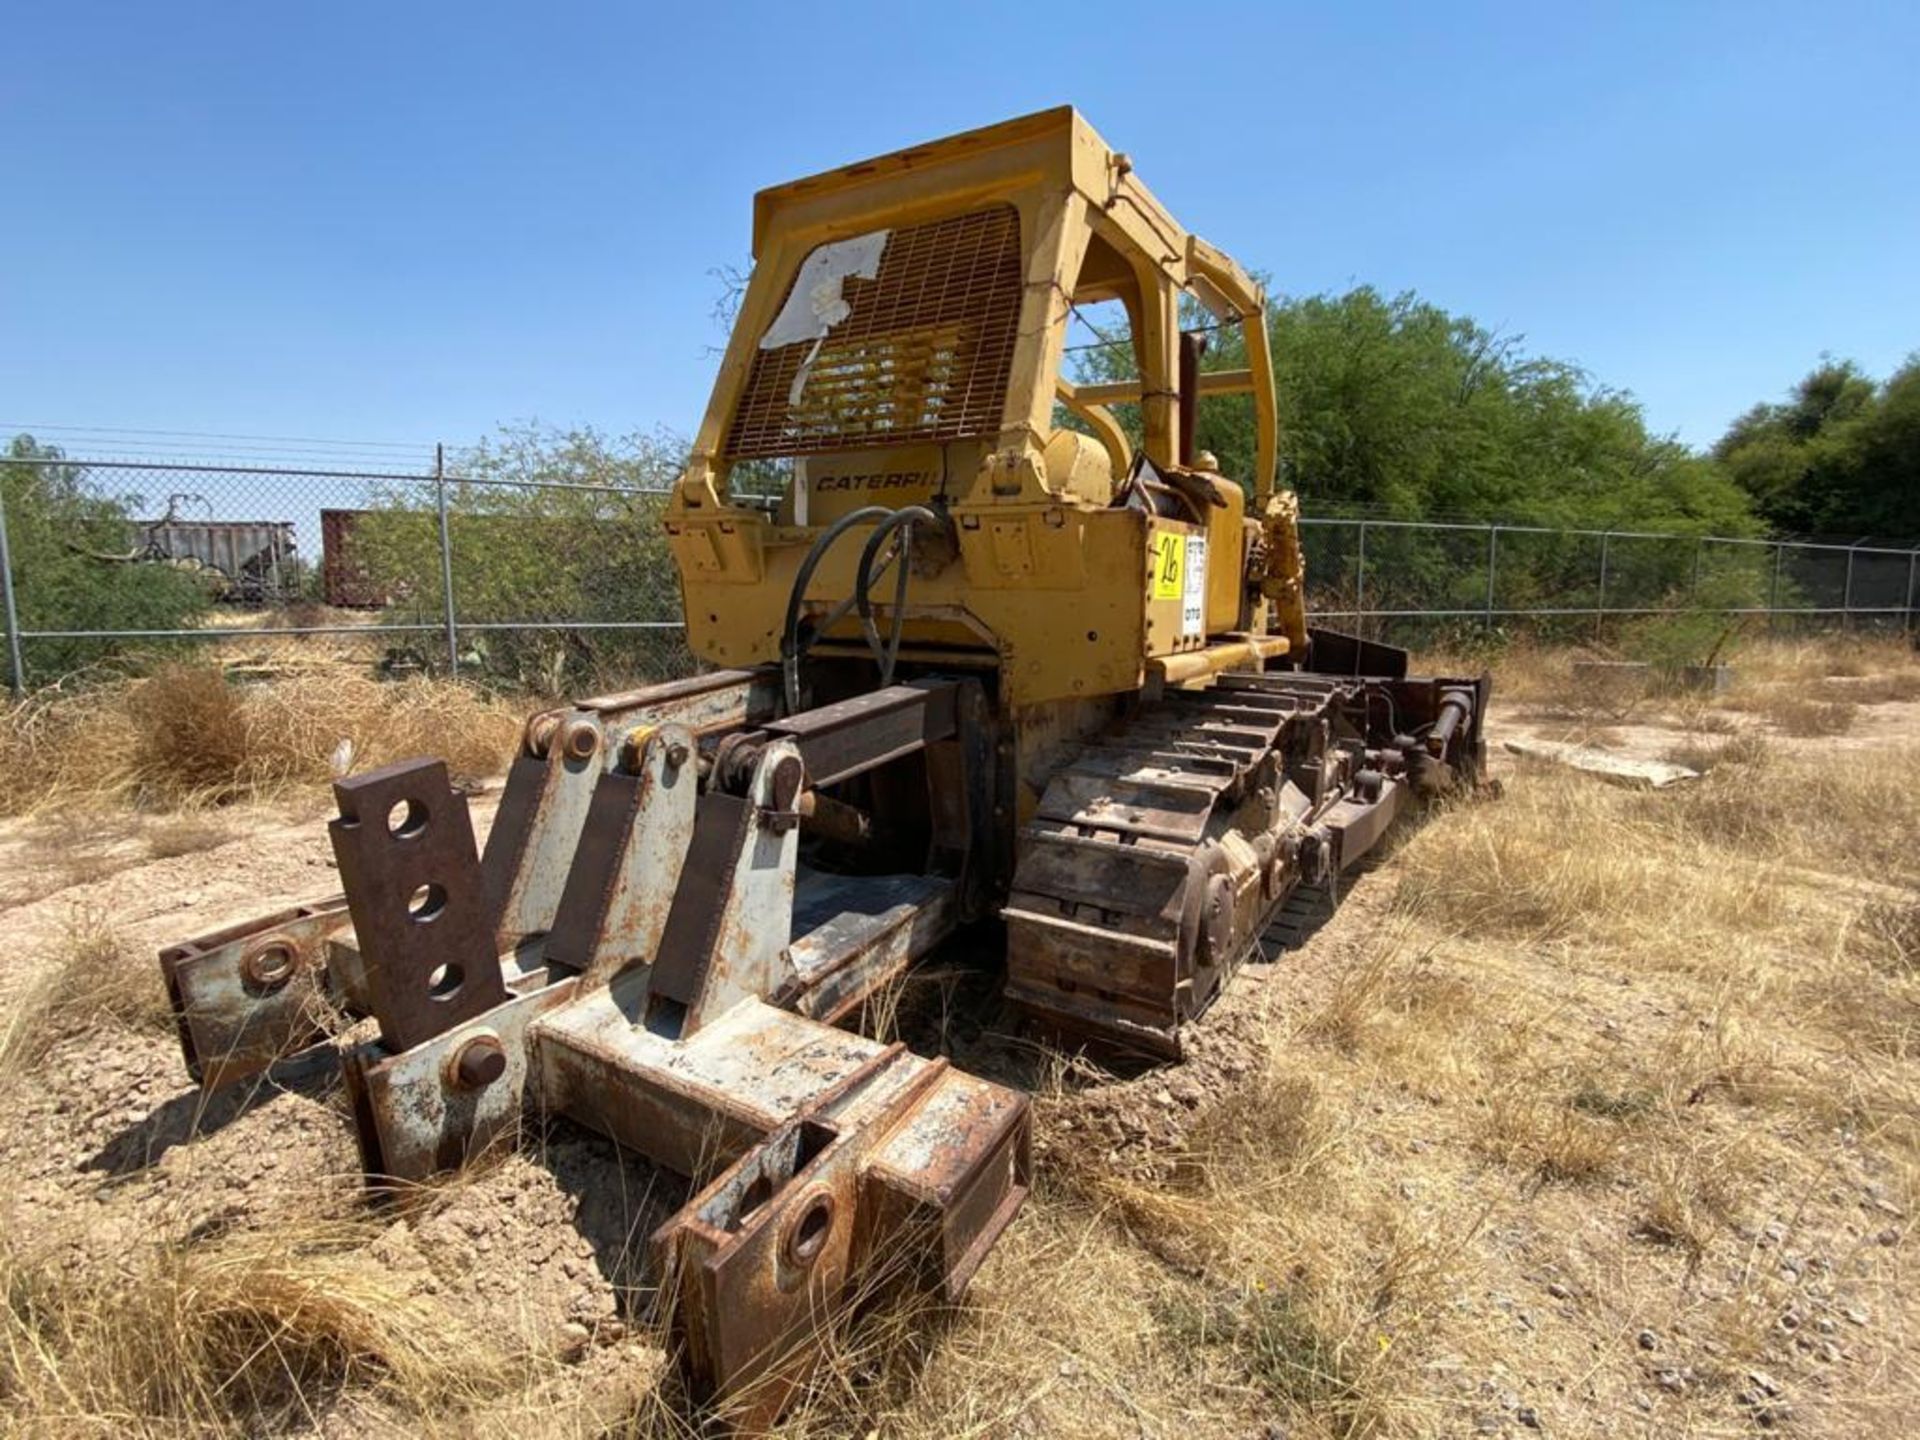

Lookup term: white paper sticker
[759,231,889,350]
[1182,533,1207,636]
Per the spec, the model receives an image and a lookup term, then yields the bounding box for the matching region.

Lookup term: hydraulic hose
[853,505,938,689]
[781,505,893,714]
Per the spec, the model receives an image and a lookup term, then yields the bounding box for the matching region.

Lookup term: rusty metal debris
[152,108,1492,1428]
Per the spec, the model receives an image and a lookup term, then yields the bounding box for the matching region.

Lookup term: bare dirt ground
[2,637,1915,1438]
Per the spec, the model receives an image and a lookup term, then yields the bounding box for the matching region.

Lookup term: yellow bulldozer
[158,107,1487,1426]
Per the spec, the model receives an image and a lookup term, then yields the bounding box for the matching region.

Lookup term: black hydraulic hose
[781,504,894,714]
[854,505,938,688]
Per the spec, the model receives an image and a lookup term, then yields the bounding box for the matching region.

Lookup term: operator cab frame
[660,107,1291,706]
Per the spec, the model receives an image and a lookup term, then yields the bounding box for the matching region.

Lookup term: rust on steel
[159,895,355,1085]
[328,758,507,1052]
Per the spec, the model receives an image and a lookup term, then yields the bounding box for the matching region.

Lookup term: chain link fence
[1300,517,1919,649]
[1,453,1914,696]
[0,452,691,696]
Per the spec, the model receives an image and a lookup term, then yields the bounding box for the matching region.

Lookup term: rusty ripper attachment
[159,668,1029,1427]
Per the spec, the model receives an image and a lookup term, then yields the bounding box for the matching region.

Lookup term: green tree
[1069,287,1763,626]
[1074,286,1754,532]
[1715,356,1920,537]
[2,434,214,682]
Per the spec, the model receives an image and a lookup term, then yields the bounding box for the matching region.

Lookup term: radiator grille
[726,206,1023,459]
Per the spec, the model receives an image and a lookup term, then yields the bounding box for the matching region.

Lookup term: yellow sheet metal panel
[973,508,1145,705]
[675,500,1148,706]
[1201,476,1248,633]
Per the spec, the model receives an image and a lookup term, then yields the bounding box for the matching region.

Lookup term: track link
[1003,677,1342,1057]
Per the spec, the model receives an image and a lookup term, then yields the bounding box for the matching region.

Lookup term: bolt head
[451,1034,507,1090]
[768,754,805,812]
[562,721,600,761]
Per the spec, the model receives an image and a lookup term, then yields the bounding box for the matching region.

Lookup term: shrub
[2,436,214,680]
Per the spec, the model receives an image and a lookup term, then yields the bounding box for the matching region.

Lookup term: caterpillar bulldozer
[157,108,1486,1426]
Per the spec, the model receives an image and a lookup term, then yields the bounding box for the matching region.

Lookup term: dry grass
[1421,633,1920,746]
[0,907,173,1080]
[1663,726,1766,773]
[0,1219,523,1436]
[0,662,524,816]
[1731,633,1917,687]
[4,640,1920,1437]
[805,657,1920,1437]
[1711,634,1917,737]
[1765,694,1859,736]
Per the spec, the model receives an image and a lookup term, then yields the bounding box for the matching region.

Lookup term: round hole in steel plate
[426,962,464,999]
[387,798,428,839]
[785,1193,834,1266]
[407,883,446,921]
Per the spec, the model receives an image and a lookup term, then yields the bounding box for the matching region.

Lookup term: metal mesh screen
[725,206,1024,458]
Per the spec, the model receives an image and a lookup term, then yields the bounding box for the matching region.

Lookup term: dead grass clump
[1669,703,1740,735]
[765,1197,1195,1440]
[0,907,172,1079]
[1153,1285,1378,1434]
[1858,899,1919,975]
[1022,1017,1474,1436]
[1479,1093,1625,1185]
[1392,769,1785,960]
[1179,1061,1335,1195]
[1731,634,1917,688]
[1818,669,1920,704]
[139,661,259,796]
[1765,695,1858,737]
[1483,644,1573,707]
[1636,1143,1744,1256]
[1808,961,1920,1062]
[1298,919,1472,1059]
[0,662,525,815]
[1664,726,1769,774]
[145,812,236,858]
[1665,738,1726,773]
[0,1222,517,1434]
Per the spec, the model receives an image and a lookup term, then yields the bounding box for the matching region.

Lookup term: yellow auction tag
[1152,532,1183,599]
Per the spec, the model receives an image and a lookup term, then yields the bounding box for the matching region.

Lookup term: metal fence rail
[1,453,1915,696]
[1299,516,1919,640]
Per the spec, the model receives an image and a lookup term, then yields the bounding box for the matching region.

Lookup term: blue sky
[4,1,1916,464]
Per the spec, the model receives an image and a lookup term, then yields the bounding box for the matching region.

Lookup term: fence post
[434,444,459,676]
[1484,525,1497,630]
[1907,547,1918,635]
[1842,541,1858,631]
[1354,520,1367,637]
[1769,542,1784,633]
[0,467,24,698]
[1692,536,1703,597]
[1595,531,1612,641]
